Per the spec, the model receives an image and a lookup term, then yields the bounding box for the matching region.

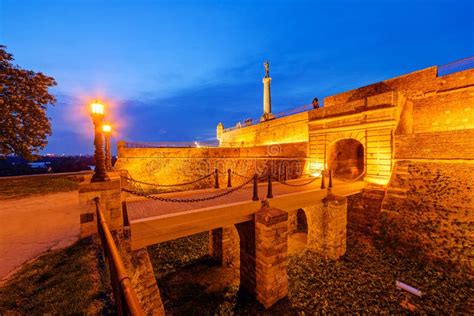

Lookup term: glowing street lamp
[102,124,113,171]
[90,101,109,182]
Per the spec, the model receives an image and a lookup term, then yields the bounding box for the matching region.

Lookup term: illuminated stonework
[116,61,474,285]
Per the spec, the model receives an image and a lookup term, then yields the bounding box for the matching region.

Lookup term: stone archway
[327,138,364,180]
[287,208,309,255]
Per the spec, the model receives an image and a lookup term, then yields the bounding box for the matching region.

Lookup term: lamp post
[102,124,112,171]
[90,102,109,182]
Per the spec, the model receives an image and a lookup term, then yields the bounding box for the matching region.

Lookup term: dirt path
[0,191,80,281]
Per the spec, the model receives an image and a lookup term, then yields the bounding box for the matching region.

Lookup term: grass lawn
[148,231,473,314]
[0,175,81,199]
[0,238,115,315]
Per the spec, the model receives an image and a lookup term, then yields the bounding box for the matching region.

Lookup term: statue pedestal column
[261,76,275,122]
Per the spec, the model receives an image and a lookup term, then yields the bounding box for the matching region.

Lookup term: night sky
[1,0,473,155]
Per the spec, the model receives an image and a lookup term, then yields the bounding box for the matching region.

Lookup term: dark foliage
[0,45,57,160]
[149,231,473,314]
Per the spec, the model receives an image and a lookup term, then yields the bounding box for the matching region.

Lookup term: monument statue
[264,60,270,78]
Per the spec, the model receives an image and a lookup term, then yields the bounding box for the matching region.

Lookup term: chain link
[273,176,319,187]
[122,172,213,188]
[336,171,366,183]
[122,176,254,203]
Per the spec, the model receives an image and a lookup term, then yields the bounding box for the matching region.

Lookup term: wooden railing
[95,198,144,316]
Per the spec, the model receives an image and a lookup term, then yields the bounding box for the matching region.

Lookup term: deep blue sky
[1,0,473,155]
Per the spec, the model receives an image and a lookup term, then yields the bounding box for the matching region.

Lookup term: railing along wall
[222,103,314,133]
[123,141,219,148]
[95,198,144,316]
[437,55,474,77]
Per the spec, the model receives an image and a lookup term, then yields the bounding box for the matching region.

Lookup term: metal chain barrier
[273,175,319,187]
[122,172,213,188]
[122,175,254,203]
[126,179,187,195]
[336,171,366,183]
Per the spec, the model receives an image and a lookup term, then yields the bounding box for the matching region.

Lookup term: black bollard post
[267,174,273,198]
[215,168,219,189]
[320,170,326,189]
[328,170,333,189]
[252,174,259,201]
[227,168,232,188]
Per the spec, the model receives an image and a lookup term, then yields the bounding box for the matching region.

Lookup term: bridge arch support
[209,206,289,309]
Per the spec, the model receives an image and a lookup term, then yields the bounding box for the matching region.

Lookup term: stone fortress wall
[328,65,474,275]
[218,111,308,147]
[115,142,308,190]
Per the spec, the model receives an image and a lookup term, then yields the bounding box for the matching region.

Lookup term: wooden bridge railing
[95,198,144,316]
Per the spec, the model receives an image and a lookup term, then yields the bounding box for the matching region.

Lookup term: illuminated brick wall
[115,142,308,190]
[218,111,308,147]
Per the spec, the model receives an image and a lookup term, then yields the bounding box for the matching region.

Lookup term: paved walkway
[126,178,351,221]
[0,191,80,281]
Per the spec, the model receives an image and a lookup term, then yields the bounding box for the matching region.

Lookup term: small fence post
[215,168,219,189]
[267,174,273,199]
[252,174,259,201]
[227,169,232,188]
[328,170,333,189]
[320,170,326,189]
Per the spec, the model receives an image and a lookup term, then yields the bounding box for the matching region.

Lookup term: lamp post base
[91,171,111,182]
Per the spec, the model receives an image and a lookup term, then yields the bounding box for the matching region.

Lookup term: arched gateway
[327,138,365,180]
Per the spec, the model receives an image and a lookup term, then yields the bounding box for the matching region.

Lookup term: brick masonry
[255,206,289,309]
[79,179,123,237]
[380,160,474,276]
[208,206,290,309]
[115,142,308,190]
[235,219,257,296]
[218,111,308,147]
[347,188,385,235]
[317,66,474,276]
[209,226,240,272]
[305,194,348,259]
[115,233,165,315]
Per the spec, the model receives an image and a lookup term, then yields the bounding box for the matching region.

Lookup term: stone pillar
[208,226,240,269]
[287,209,297,234]
[261,77,275,122]
[255,206,289,308]
[79,178,123,238]
[236,220,256,295]
[307,194,347,259]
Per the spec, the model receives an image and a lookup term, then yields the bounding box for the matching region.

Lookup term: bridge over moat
[80,172,362,311]
[125,177,364,249]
